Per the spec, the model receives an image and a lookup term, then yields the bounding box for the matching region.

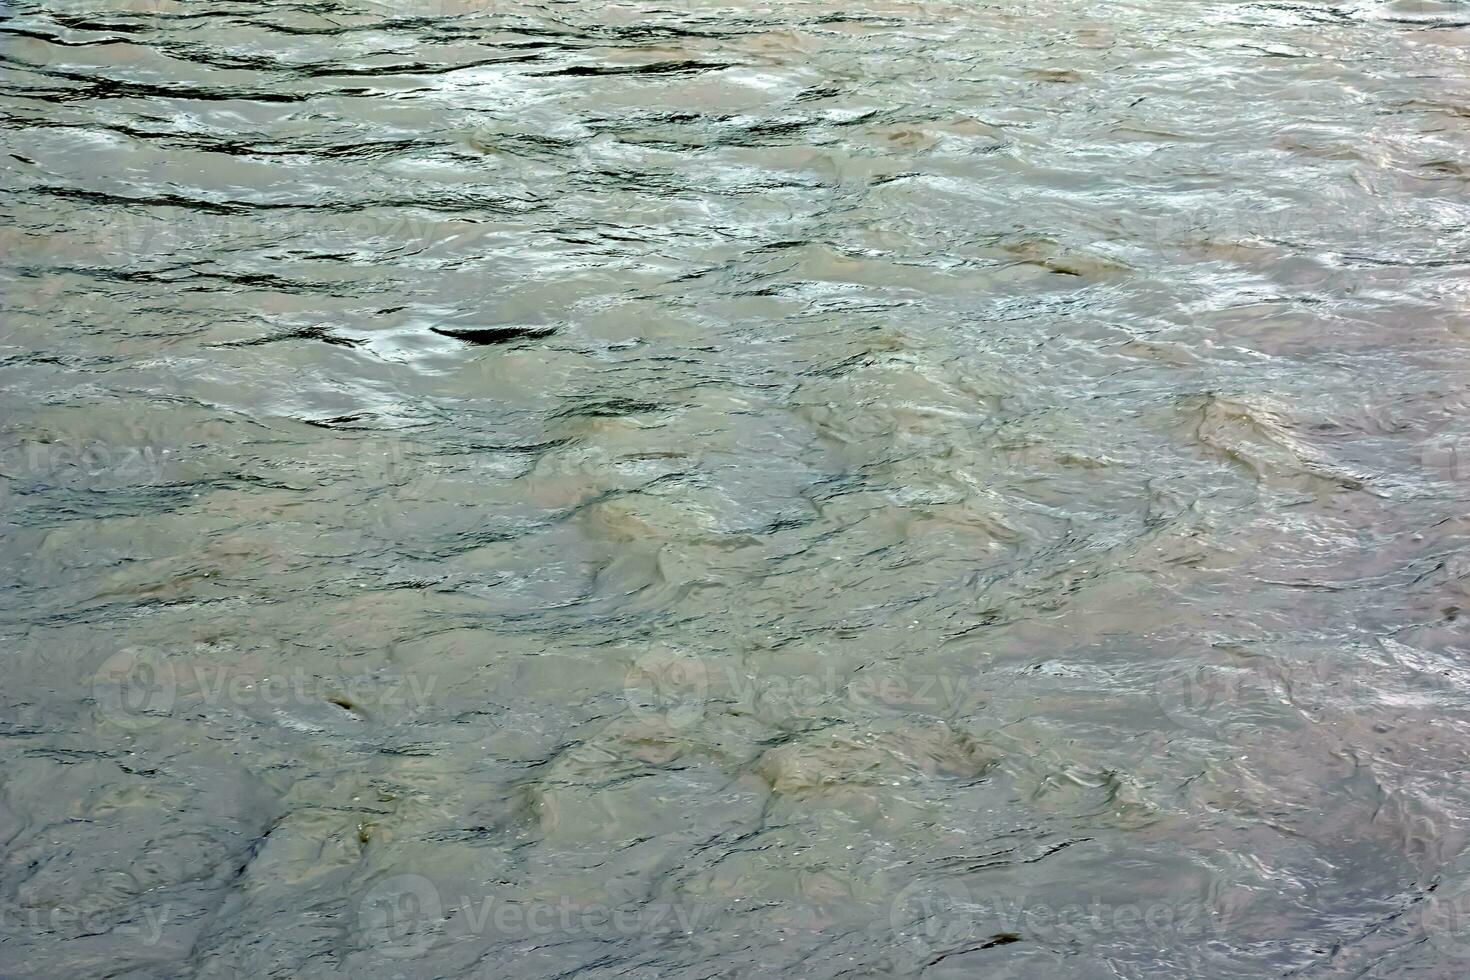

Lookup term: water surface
[2,1,1470,977]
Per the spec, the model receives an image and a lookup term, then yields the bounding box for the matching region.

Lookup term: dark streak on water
[1,1,1470,978]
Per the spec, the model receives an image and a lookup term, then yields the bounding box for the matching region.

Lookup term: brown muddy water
[2,1,1470,978]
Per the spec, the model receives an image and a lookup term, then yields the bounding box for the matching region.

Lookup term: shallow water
[2,1,1470,977]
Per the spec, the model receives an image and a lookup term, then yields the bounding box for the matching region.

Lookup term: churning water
[2,1,1469,977]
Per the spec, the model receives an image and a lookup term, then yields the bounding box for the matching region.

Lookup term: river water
[2,1,1469,977]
